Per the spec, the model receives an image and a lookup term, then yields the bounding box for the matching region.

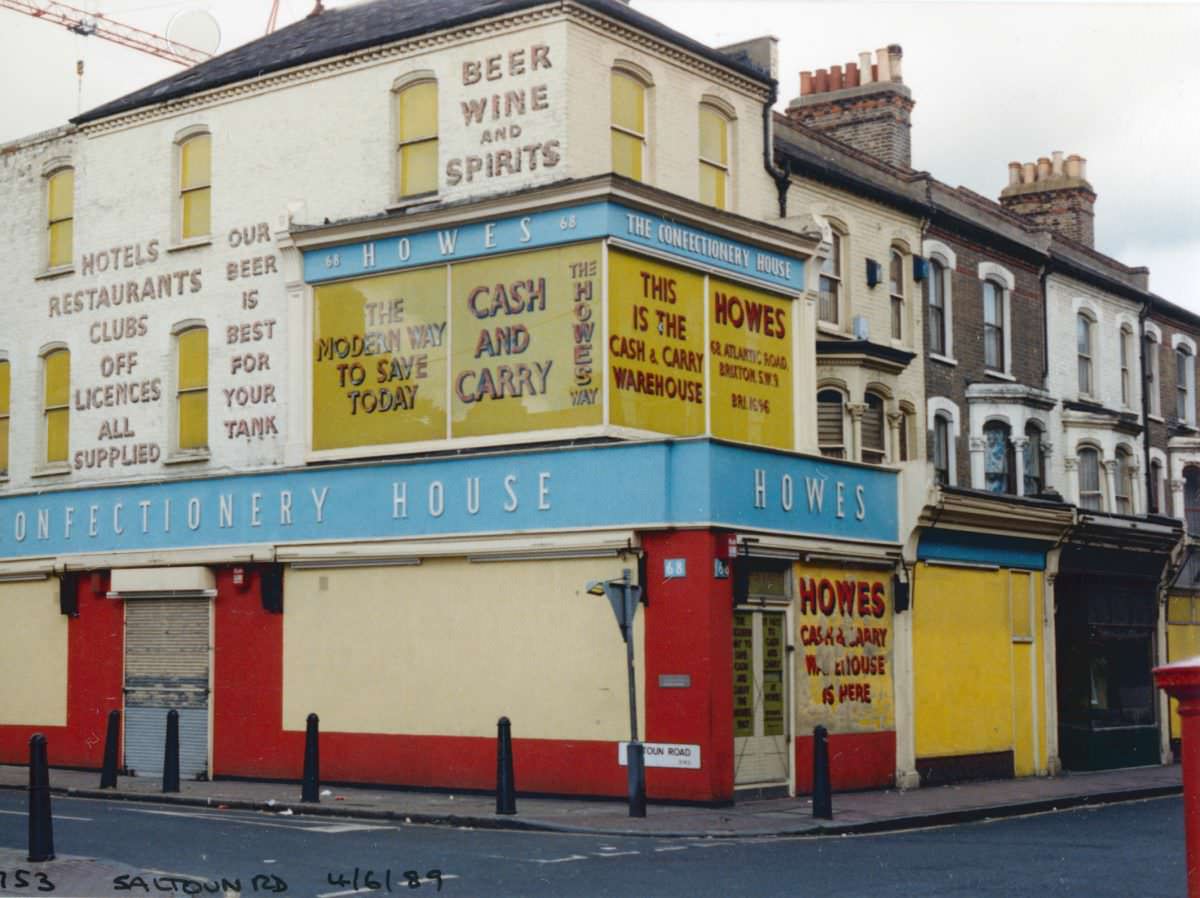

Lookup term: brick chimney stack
[999,151,1096,247]
[787,45,914,170]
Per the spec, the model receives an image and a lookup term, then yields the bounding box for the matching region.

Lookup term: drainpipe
[1039,265,1050,390]
[762,82,789,218]
[1140,298,1153,510]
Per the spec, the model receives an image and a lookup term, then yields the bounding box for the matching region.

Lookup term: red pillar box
[1154,656,1200,898]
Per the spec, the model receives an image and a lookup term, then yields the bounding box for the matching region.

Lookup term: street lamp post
[587,568,646,818]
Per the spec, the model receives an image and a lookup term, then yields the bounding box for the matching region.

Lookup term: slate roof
[72,0,771,125]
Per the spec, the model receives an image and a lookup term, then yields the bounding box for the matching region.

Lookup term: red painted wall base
[794,730,896,793]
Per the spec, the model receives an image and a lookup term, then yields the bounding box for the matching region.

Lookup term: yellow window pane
[612,130,643,181]
[48,219,73,268]
[699,107,727,165]
[400,139,438,196]
[180,135,211,190]
[611,73,645,134]
[700,162,726,209]
[178,328,208,390]
[48,169,74,222]
[182,188,211,239]
[178,390,208,449]
[0,417,8,474]
[0,361,9,414]
[398,81,437,142]
[46,408,68,463]
[44,350,69,408]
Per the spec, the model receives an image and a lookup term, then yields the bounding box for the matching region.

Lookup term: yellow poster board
[607,250,706,435]
[451,244,603,437]
[312,266,448,450]
[709,278,793,450]
[794,564,894,735]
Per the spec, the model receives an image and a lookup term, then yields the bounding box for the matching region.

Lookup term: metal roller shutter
[124,599,210,779]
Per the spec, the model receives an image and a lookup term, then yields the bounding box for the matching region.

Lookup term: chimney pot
[1051,151,1065,176]
[1065,154,1083,178]
[859,51,874,83]
[830,64,843,89]
[875,47,891,82]
[1007,162,1022,187]
[887,44,903,82]
[1036,157,1052,181]
[845,61,860,87]
[815,68,829,93]
[800,71,813,96]
[1022,162,1037,185]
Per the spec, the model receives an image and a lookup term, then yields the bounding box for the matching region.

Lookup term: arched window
[889,249,904,341]
[1186,467,1200,534]
[396,79,438,198]
[1078,447,1103,511]
[1178,345,1194,423]
[862,392,886,465]
[983,420,1013,494]
[897,405,913,462]
[179,133,211,240]
[927,257,947,356]
[1145,333,1161,417]
[1150,458,1164,515]
[983,279,1005,371]
[1120,325,1133,406]
[611,70,647,181]
[1114,447,1133,514]
[933,413,951,485]
[817,389,845,459]
[818,231,842,325]
[1024,421,1045,496]
[698,103,730,210]
[1077,312,1094,396]
[42,348,70,465]
[46,167,74,269]
[177,326,209,451]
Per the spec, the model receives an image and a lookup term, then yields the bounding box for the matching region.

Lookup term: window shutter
[817,394,843,449]
[862,401,884,452]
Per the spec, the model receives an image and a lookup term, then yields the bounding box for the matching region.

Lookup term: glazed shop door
[733,610,789,785]
[124,598,211,779]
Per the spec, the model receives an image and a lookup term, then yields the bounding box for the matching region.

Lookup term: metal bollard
[626,741,646,818]
[496,717,516,815]
[812,725,833,820]
[100,709,120,789]
[27,734,55,862]
[162,710,181,793]
[301,713,320,803]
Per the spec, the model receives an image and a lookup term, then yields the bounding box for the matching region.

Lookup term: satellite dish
[166,8,221,57]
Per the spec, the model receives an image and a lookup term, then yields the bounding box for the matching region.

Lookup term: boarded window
[43,349,70,464]
[177,327,208,450]
[47,168,74,268]
[397,80,438,197]
[180,134,212,239]
[611,72,646,181]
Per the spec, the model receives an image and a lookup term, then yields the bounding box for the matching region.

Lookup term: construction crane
[0,0,212,66]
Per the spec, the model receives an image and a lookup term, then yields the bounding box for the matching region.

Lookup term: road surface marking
[307,823,397,834]
[532,855,588,864]
[120,807,336,832]
[654,846,688,852]
[0,809,91,822]
[594,850,640,858]
[317,889,377,898]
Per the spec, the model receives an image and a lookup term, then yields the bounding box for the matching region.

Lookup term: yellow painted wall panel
[914,563,1014,758]
[282,557,644,739]
[1168,614,1200,740]
[0,579,68,726]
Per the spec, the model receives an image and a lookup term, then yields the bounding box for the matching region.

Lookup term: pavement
[0,762,1183,840]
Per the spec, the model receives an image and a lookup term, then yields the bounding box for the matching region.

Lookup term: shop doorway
[733,608,789,786]
[123,598,211,779]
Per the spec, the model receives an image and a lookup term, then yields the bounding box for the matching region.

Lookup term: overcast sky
[2,0,1197,310]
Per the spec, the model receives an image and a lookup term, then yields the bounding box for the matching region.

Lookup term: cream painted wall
[282,557,644,739]
[0,578,67,726]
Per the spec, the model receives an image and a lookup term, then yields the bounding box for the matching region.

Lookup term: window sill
[164,449,211,466]
[1149,414,1165,424]
[31,463,70,479]
[166,238,213,254]
[385,192,439,214]
[35,265,74,282]
[984,369,1016,382]
[817,322,847,338]
[929,352,958,367]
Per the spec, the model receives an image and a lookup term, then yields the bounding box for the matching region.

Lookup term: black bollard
[812,725,832,820]
[163,710,180,793]
[496,717,516,815]
[626,741,646,818]
[27,733,55,862]
[100,710,120,789]
[301,713,320,803]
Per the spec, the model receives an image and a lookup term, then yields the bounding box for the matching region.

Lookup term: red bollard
[1154,656,1200,898]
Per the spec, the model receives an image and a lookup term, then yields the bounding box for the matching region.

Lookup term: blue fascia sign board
[917,528,1052,571]
[0,441,896,561]
[302,201,805,293]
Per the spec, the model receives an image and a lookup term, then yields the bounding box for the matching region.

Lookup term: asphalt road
[0,790,1186,897]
